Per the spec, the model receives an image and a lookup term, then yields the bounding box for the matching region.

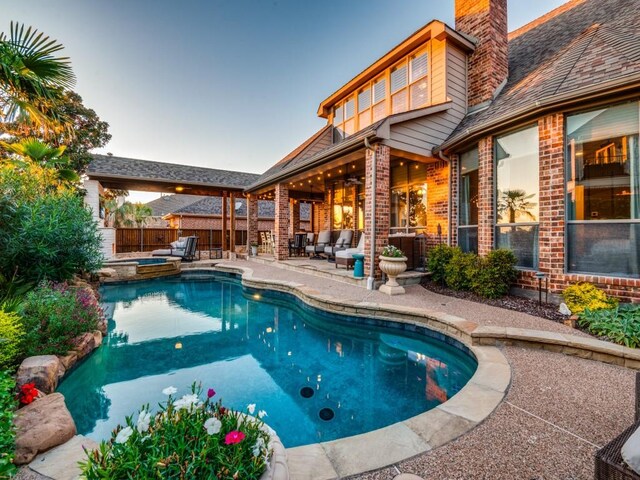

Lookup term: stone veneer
[364,144,390,279]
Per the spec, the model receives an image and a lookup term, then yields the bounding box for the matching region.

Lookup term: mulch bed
[420,280,569,323]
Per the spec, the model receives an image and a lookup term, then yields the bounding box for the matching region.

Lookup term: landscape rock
[73,332,96,360]
[559,303,572,316]
[13,393,77,465]
[97,267,117,278]
[16,356,64,394]
[92,330,103,348]
[57,351,78,371]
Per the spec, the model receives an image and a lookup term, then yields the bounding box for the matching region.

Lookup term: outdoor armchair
[306,230,331,258]
[324,229,353,259]
[335,233,364,269]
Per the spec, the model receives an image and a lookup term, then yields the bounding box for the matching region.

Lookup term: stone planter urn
[379,255,407,295]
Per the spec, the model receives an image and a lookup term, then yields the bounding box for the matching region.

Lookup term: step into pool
[58,273,477,447]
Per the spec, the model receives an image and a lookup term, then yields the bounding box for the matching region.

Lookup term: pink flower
[224,430,245,445]
[207,388,216,398]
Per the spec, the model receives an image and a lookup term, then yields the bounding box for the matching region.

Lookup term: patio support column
[247,194,259,247]
[274,183,289,260]
[538,113,565,292]
[290,199,300,236]
[230,192,236,253]
[364,143,390,280]
[221,192,228,251]
[477,136,494,256]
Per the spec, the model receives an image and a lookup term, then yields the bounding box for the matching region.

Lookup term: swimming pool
[58,273,477,448]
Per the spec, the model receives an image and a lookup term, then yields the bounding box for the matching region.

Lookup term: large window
[495,126,539,269]
[566,101,640,276]
[333,96,355,143]
[458,147,478,253]
[332,182,355,231]
[391,162,428,233]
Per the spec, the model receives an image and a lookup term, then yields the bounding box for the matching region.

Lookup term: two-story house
[246,0,640,299]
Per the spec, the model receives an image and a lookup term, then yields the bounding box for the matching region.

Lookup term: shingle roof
[87,154,260,190]
[169,197,311,220]
[438,0,640,152]
[145,194,203,216]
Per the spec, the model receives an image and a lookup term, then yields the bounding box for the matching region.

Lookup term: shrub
[562,282,618,315]
[427,244,456,285]
[444,249,478,291]
[471,249,518,299]
[19,282,102,357]
[0,370,17,478]
[0,309,24,370]
[578,304,640,348]
[80,384,272,480]
[0,191,102,284]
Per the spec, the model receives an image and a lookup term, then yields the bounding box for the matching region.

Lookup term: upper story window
[565,100,640,277]
[330,47,429,144]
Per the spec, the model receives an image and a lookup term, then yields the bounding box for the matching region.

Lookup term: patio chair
[289,232,307,257]
[595,371,640,479]
[335,234,364,270]
[259,232,268,253]
[151,236,189,257]
[306,230,331,259]
[265,231,275,255]
[324,229,353,260]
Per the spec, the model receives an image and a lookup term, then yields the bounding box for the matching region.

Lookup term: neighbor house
[246,0,640,299]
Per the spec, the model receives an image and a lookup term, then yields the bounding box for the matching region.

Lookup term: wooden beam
[230,192,236,253]
[221,193,227,251]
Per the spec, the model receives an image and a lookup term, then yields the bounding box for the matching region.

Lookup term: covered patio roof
[87,154,260,196]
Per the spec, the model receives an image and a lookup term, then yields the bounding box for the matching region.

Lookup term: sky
[5,0,567,202]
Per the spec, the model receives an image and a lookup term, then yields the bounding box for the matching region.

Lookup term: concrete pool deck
[212,259,636,479]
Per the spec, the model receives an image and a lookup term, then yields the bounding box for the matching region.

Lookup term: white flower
[115,426,133,444]
[174,393,200,410]
[258,410,267,419]
[204,417,221,435]
[136,410,152,433]
[252,437,265,457]
[162,386,177,396]
[247,403,256,415]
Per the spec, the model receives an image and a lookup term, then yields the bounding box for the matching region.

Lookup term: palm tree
[0,22,75,134]
[497,189,537,223]
[0,137,79,185]
[131,203,153,228]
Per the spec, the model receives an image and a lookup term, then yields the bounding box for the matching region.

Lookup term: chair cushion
[317,230,331,244]
[622,424,640,474]
[171,240,186,249]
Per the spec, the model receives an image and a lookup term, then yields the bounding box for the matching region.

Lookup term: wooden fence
[115,228,251,253]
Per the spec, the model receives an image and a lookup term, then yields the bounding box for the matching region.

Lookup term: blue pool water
[58,273,477,447]
[108,258,167,265]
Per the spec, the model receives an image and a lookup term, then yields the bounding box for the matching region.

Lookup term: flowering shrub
[0,370,17,478]
[19,282,103,357]
[562,282,618,315]
[80,384,273,480]
[381,245,405,258]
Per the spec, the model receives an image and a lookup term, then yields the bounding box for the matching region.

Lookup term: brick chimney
[455,0,508,108]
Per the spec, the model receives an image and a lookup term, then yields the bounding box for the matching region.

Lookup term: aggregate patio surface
[225,259,634,479]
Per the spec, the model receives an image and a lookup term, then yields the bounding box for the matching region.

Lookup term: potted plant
[379,245,407,295]
[250,242,259,256]
[80,384,287,480]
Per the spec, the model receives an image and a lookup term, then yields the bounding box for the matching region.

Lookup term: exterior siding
[430,37,447,105]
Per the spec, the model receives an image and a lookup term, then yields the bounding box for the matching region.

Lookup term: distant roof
[87,154,260,193]
[438,0,640,153]
[166,196,311,220]
[145,194,203,216]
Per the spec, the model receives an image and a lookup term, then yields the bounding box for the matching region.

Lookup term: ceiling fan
[344,175,363,186]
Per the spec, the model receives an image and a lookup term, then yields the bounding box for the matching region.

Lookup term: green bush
[0,191,102,284]
[427,244,456,285]
[20,282,102,357]
[471,249,518,299]
[81,384,271,480]
[0,370,17,478]
[562,282,618,315]
[0,309,24,371]
[578,304,640,348]
[444,249,478,291]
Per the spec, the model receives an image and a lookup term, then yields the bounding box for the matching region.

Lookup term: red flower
[19,383,39,405]
[219,406,227,416]
[224,430,245,445]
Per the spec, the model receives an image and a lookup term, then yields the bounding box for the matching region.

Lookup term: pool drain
[300,386,315,398]
[319,408,334,421]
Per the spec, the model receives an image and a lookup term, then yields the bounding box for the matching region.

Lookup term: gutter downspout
[364,138,376,290]
[439,151,452,245]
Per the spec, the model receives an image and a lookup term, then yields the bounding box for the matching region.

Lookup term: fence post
[140,227,143,252]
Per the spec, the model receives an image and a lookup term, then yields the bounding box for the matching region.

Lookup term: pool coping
[185,264,511,479]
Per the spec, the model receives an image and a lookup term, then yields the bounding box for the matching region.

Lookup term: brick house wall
[364,144,391,279]
[449,154,460,247]
[425,160,450,248]
[477,136,495,256]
